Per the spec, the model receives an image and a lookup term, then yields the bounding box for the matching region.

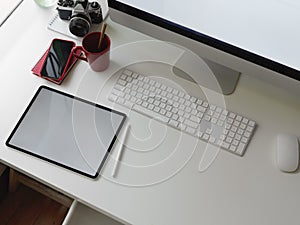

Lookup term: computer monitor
[108,0,300,95]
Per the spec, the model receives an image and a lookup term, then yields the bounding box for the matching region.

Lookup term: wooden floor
[0,184,69,225]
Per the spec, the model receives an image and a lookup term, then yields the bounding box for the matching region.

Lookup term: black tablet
[6,86,126,178]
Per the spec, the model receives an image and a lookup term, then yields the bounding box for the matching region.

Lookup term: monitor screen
[109,0,300,81]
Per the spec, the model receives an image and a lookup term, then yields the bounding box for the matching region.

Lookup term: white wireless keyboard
[108,69,256,156]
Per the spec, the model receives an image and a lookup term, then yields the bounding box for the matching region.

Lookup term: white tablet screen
[6,86,126,178]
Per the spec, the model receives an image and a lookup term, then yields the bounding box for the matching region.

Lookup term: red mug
[72,32,111,72]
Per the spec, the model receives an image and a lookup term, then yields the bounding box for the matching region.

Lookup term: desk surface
[1,1,300,225]
[0,0,23,26]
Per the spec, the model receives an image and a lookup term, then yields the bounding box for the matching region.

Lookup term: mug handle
[72,46,88,62]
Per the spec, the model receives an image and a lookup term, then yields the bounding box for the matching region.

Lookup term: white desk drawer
[63,200,125,225]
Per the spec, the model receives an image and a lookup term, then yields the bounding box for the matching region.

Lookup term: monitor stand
[172,50,240,95]
[109,8,241,95]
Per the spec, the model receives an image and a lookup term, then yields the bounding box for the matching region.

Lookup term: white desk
[0,0,23,26]
[1,0,300,224]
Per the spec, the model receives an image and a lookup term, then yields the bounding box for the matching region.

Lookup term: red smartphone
[40,39,76,81]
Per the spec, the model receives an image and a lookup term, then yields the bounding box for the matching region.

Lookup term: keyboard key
[229,145,237,152]
[203,134,209,140]
[112,89,125,97]
[186,127,196,135]
[209,136,216,143]
[221,142,230,149]
[236,143,246,155]
[204,115,211,121]
[202,102,208,107]
[242,118,249,124]
[184,119,198,129]
[132,73,138,78]
[190,115,201,123]
[196,131,203,138]
[229,112,236,118]
[108,94,118,102]
[169,119,179,127]
[123,70,133,76]
[117,79,127,86]
[249,121,255,126]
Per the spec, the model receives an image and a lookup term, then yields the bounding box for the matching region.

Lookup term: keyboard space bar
[133,104,170,123]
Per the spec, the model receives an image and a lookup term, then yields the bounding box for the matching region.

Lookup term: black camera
[57,0,103,37]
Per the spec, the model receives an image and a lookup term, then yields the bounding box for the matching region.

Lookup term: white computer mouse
[276,133,299,172]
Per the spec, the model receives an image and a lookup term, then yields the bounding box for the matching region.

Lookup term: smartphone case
[32,39,78,85]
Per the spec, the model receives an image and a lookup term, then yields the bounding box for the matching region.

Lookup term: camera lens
[69,15,90,37]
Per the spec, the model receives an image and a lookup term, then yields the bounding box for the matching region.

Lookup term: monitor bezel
[108,0,300,82]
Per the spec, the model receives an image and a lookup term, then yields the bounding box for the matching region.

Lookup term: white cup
[34,0,56,7]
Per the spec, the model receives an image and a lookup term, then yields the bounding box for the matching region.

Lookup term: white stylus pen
[112,124,130,177]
